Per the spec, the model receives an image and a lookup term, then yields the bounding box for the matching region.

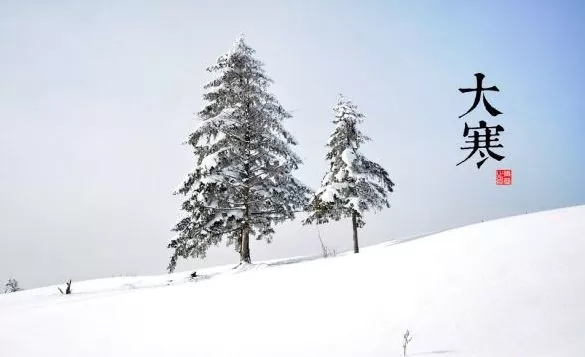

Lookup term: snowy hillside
[1,205,584,357]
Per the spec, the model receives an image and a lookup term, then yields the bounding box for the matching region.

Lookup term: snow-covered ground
[1,205,584,357]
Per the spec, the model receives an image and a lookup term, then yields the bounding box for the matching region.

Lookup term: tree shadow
[410,351,455,356]
[266,254,323,267]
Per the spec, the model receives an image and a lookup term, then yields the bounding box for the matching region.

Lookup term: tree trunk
[241,98,252,264]
[352,211,359,253]
[240,195,251,263]
[240,226,251,263]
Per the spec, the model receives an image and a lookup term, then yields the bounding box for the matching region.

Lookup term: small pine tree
[167,35,312,272]
[304,94,395,253]
[4,278,21,293]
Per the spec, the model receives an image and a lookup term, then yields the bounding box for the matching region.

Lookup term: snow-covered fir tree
[303,94,395,253]
[4,278,21,293]
[167,36,312,272]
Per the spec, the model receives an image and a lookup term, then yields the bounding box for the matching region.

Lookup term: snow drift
[1,205,584,357]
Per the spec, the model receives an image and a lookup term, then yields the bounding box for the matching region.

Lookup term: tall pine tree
[168,36,311,272]
[304,94,395,253]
